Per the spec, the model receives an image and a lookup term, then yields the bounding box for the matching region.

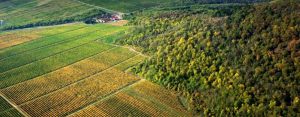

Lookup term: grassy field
[0,23,189,116]
[77,0,176,13]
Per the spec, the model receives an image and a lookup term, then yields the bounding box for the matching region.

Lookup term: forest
[118,0,300,116]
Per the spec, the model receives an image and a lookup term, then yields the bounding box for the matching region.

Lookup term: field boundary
[0,92,31,117]
[19,51,138,105]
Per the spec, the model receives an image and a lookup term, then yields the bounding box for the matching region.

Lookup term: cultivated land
[0,95,23,117]
[0,23,190,116]
[0,0,102,30]
[76,0,176,13]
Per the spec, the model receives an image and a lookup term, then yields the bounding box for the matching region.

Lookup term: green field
[0,96,23,117]
[0,0,179,30]
[0,0,105,30]
[78,0,176,13]
[0,23,189,116]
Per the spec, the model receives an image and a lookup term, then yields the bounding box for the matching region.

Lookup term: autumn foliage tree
[119,0,300,116]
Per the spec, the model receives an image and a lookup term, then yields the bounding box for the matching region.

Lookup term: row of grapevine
[0,96,23,117]
[0,42,113,89]
[1,47,137,104]
[0,23,87,59]
[70,80,190,117]
[20,68,139,116]
[0,25,121,73]
[0,0,92,29]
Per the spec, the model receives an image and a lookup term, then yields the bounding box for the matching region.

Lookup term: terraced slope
[0,23,190,116]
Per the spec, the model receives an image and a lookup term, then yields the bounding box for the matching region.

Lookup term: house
[95,18,105,23]
[91,14,123,24]
[110,14,122,22]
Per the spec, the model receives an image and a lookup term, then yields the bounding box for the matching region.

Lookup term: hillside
[0,0,299,116]
[77,0,175,13]
[0,0,110,31]
[119,0,300,116]
[77,0,269,13]
[0,23,190,116]
[0,0,269,31]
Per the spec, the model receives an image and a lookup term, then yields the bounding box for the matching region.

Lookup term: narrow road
[105,43,149,58]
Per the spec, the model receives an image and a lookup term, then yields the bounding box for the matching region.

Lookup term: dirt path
[107,20,128,26]
[105,43,149,58]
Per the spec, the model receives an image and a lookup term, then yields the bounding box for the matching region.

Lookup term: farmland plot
[0,96,13,112]
[114,54,147,71]
[0,42,113,89]
[0,24,119,60]
[20,68,140,117]
[69,80,190,117]
[0,0,35,15]
[1,47,137,104]
[0,96,23,117]
[0,109,23,117]
[0,0,93,28]
[0,23,188,117]
[0,25,124,73]
[0,23,86,49]
[78,0,175,12]
[127,80,190,115]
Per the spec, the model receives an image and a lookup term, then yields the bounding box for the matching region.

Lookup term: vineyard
[0,96,22,117]
[69,80,190,117]
[0,23,189,116]
[0,0,295,116]
[77,0,176,13]
[0,0,109,30]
